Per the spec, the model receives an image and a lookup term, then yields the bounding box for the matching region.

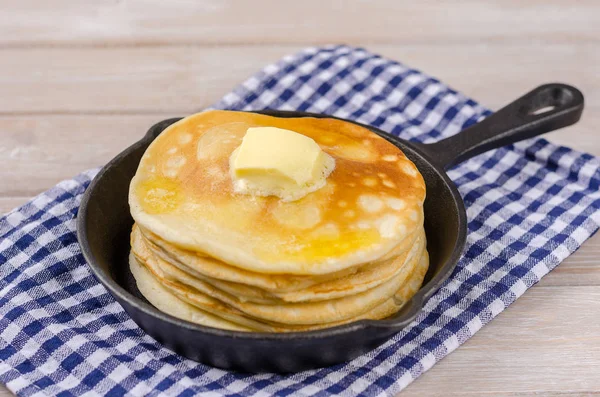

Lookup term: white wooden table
[1,1,599,395]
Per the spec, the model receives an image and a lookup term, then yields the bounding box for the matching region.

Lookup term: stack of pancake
[128,110,428,332]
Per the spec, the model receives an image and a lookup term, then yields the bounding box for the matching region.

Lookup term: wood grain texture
[2,44,599,114]
[0,197,32,214]
[1,0,598,46]
[402,286,600,396]
[0,115,159,196]
[1,1,600,396]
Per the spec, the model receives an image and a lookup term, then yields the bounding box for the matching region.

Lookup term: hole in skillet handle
[417,83,584,170]
[520,83,579,118]
[530,105,555,116]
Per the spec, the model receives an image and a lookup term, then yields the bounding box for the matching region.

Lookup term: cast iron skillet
[77,83,583,373]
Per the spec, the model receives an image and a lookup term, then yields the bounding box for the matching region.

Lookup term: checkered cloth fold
[1,45,599,396]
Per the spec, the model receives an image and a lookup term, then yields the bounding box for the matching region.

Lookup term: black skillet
[77,83,583,373]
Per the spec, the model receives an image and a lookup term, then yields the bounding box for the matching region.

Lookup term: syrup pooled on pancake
[128,110,428,332]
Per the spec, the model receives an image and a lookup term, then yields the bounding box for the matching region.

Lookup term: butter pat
[230,127,335,201]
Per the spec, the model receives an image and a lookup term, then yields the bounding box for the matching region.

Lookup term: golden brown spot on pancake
[167,147,178,155]
[137,177,182,214]
[382,154,398,162]
[347,182,356,187]
[358,195,383,213]
[343,210,355,218]
[377,173,387,179]
[338,200,348,208]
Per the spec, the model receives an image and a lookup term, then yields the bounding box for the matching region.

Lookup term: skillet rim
[76,110,467,341]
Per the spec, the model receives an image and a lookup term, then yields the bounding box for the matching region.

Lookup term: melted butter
[311,131,375,162]
[230,126,335,202]
[294,229,381,261]
[137,177,183,214]
[257,229,380,264]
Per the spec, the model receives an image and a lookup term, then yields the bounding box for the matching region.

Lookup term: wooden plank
[402,286,600,396]
[0,197,32,215]
[0,46,299,114]
[1,44,599,114]
[0,115,159,196]
[0,0,598,46]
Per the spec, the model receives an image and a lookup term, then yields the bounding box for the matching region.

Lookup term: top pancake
[129,110,426,275]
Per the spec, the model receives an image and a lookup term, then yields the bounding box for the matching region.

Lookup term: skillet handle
[417,83,584,170]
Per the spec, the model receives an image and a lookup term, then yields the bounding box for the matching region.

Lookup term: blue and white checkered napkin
[1,45,600,396]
